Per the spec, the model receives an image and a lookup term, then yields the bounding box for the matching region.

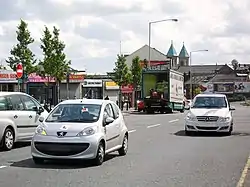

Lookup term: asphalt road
[0,102,250,187]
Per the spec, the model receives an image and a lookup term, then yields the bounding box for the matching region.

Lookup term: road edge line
[236,155,250,187]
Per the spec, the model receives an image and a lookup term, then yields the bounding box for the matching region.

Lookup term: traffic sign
[16,63,23,79]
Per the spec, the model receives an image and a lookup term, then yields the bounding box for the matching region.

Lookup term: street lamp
[148,18,178,67]
[189,49,208,99]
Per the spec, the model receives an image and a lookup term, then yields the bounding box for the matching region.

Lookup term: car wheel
[33,156,44,164]
[118,134,128,156]
[2,128,14,151]
[93,142,105,166]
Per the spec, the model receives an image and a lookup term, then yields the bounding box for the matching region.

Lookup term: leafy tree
[40,26,71,102]
[6,19,36,74]
[131,56,142,89]
[130,56,142,106]
[113,54,132,107]
[113,54,131,86]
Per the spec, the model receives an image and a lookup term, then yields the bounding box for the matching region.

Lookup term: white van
[0,92,49,150]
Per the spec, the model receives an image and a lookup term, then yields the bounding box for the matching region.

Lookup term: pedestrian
[104,96,109,100]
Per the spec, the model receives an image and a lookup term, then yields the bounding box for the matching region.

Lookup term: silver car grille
[196,116,219,122]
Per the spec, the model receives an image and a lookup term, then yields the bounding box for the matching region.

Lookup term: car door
[20,95,40,135]
[110,103,122,146]
[7,95,30,139]
[104,103,120,150]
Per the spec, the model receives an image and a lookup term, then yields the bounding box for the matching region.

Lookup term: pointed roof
[179,42,189,58]
[167,40,178,57]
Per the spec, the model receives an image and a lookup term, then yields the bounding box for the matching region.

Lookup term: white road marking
[147,124,161,128]
[128,129,136,134]
[169,119,179,123]
[0,165,7,169]
[236,155,250,187]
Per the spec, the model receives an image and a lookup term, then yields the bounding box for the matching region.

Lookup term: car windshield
[45,104,102,123]
[191,96,227,108]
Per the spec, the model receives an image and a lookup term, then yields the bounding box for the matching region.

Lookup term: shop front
[121,84,134,108]
[104,81,119,102]
[27,73,56,105]
[0,70,18,91]
[60,74,85,99]
[82,79,103,99]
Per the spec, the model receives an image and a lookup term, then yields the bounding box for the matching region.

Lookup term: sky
[0,0,249,73]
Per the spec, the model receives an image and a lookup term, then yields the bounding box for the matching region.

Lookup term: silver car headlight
[186,115,196,121]
[218,117,231,122]
[35,125,47,135]
[76,126,98,137]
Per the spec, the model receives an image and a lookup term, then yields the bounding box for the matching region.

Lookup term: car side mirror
[229,106,235,111]
[104,117,114,126]
[39,116,45,123]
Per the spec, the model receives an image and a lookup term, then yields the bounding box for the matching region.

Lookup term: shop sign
[28,73,56,83]
[82,79,103,87]
[61,74,85,83]
[0,72,17,82]
[121,84,134,93]
[105,81,119,90]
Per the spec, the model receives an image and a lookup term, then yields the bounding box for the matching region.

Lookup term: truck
[141,64,185,114]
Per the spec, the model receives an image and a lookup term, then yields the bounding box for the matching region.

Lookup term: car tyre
[33,156,44,164]
[2,128,14,151]
[93,142,105,166]
[118,134,128,156]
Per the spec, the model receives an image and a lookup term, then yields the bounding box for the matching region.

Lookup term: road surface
[0,102,249,187]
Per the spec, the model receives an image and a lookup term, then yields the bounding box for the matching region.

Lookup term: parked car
[0,92,49,151]
[31,99,128,165]
[184,93,235,135]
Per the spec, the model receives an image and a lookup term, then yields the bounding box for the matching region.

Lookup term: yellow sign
[105,81,118,87]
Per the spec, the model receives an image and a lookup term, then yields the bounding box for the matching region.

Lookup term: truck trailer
[141,64,185,114]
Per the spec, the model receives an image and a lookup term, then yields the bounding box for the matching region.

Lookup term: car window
[8,95,25,111]
[20,95,37,111]
[46,104,101,123]
[192,96,227,108]
[0,96,10,111]
[111,103,120,119]
[30,96,42,108]
[104,104,114,119]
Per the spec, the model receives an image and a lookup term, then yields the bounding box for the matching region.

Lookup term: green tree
[113,54,131,86]
[6,19,36,75]
[131,56,142,88]
[113,54,132,107]
[40,26,71,102]
[130,56,142,107]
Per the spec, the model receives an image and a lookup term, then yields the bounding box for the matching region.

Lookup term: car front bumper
[185,120,232,132]
[31,134,102,160]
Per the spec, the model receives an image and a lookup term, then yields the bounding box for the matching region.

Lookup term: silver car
[31,99,128,165]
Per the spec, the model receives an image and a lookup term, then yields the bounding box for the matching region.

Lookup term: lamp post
[189,49,208,99]
[148,18,178,67]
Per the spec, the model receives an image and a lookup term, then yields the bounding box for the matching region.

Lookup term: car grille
[196,116,219,122]
[34,142,90,156]
[196,126,218,130]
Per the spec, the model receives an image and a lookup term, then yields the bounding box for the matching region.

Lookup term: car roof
[195,93,226,98]
[59,99,112,105]
[0,92,28,96]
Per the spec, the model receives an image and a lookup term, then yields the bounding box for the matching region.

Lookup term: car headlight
[35,125,47,135]
[219,117,231,122]
[186,115,196,121]
[76,126,98,137]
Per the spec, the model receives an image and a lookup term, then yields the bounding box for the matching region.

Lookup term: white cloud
[0,0,250,72]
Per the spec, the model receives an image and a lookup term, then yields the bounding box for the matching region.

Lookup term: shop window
[2,84,7,91]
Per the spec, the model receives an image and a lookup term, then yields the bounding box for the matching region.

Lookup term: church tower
[166,40,178,68]
[179,42,189,66]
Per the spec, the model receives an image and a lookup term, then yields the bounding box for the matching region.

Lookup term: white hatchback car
[0,92,49,151]
[31,99,128,166]
[185,94,235,135]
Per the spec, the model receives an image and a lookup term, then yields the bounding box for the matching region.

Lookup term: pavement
[0,103,250,187]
